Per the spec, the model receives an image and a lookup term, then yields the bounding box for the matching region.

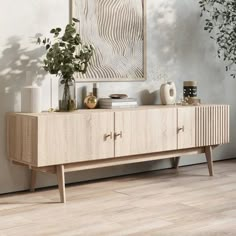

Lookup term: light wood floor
[1,160,236,236]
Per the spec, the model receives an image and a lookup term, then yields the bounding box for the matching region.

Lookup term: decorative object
[92,83,99,98]
[84,92,97,109]
[99,98,138,109]
[160,81,176,105]
[59,77,76,111]
[183,81,197,98]
[21,86,41,113]
[199,0,236,78]
[7,105,229,202]
[109,94,128,99]
[181,98,201,106]
[71,0,146,81]
[183,81,200,105]
[48,77,55,112]
[37,18,94,111]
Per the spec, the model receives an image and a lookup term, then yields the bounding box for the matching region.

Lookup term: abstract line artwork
[72,0,145,81]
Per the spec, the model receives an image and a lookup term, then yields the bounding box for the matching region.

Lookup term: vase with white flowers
[38,18,94,111]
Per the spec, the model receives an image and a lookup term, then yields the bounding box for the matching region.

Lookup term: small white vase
[160,81,176,105]
[21,86,42,113]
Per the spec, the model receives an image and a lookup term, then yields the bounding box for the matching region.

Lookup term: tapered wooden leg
[205,146,214,176]
[30,169,37,192]
[172,156,181,169]
[56,165,66,203]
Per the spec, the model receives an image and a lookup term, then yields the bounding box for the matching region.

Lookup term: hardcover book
[99,98,138,109]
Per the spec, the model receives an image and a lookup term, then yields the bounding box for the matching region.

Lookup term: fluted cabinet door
[114,108,177,157]
[195,105,230,146]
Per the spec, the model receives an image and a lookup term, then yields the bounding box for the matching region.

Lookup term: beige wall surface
[0,0,235,194]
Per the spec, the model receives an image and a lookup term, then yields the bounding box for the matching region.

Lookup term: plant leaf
[50,29,56,34]
[72,18,80,23]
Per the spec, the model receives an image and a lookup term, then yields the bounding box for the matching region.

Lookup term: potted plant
[38,18,94,111]
[199,0,236,78]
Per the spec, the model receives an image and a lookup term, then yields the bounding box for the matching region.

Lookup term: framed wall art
[70,0,146,81]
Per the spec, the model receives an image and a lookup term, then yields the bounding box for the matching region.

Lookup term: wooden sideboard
[6,105,230,203]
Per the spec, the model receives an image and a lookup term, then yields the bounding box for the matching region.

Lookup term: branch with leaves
[199,0,236,78]
[37,18,94,80]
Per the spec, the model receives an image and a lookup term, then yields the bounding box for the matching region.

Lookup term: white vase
[160,81,176,105]
[21,86,42,113]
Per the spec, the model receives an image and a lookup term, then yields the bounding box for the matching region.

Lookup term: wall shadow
[0,35,46,194]
[139,89,158,105]
[0,35,46,113]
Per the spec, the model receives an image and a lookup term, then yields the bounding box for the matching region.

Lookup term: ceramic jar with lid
[183,81,197,99]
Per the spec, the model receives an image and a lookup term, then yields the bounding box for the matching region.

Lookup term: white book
[99,103,138,109]
[99,98,137,105]
[100,101,137,106]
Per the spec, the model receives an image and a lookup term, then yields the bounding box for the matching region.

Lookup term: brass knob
[177,126,184,133]
[114,131,123,139]
[104,132,112,140]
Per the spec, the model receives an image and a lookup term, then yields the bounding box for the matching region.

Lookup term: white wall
[0,0,235,194]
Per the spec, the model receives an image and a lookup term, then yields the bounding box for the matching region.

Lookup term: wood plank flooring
[1,160,236,236]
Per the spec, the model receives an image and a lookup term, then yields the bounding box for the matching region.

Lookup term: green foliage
[37,18,94,80]
[199,0,236,78]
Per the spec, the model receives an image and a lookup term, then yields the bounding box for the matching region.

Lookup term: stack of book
[99,98,138,109]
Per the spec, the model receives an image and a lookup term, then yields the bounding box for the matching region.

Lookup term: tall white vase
[21,86,42,113]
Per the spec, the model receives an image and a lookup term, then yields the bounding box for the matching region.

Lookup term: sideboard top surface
[7,104,229,117]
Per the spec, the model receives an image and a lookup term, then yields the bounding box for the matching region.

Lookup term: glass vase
[58,77,76,112]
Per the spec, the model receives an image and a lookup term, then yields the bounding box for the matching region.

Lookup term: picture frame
[70,0,146,82]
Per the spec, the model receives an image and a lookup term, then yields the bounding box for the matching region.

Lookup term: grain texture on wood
[114,108,177,157]
[1,160,236,235]
[205,146,214,176]
[6,105,230,202]
[177,107,195,149]
[6,114,38,166]
[56,165,66,203]
[37,112,114,166]
[195,105,229,147]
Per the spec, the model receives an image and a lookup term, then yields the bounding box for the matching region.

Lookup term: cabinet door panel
[115,108,177,157]
[195,105,229,146]
[38,112,114,166]
[177,107,195,149]
[6,115,38,166]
